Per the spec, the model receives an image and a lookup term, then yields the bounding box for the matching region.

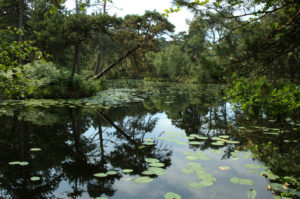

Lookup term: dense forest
[1,0,300,120]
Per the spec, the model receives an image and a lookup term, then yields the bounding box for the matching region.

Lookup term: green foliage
[0,27,41,99]
[227,75,300,121]
[24,61,104,99]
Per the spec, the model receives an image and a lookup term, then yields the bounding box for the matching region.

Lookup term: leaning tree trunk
[93,45,139,80]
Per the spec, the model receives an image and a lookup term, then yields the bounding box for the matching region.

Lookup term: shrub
[226,75,300,122]
[24,61,104,99]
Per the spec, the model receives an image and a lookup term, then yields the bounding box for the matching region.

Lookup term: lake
[0,80,299,199]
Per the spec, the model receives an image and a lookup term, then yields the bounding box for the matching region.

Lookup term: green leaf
[164,192,181,199]
[188,181,214,189]
[106,171,118,175]
[134,176,153,183]
[30,148,42,152]
[122,169,133,173]
[247,189,257,199]
[93,173,107,177]
[149,162,165,167]
[30,176,40,181]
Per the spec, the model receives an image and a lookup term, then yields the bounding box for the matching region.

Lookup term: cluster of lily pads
[8,147,42,182]
[93,157,166,184]
[184,133,240,147]
[133,158,166,184]
[182,162,216,189]
[0,87,149,110]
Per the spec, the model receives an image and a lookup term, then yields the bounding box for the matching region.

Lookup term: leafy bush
[0,27,41,99]
[227,75,300,122]
[24,61,104,99]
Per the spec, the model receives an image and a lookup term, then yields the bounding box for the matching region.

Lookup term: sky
[65,0,194,34]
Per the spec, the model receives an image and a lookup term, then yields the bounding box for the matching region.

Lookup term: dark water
[0,81,299,199]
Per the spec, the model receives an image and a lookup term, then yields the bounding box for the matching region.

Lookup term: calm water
[0,81,299,199]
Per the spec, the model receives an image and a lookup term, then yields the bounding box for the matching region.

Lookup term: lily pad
[230,177,255,185]
[211,137,221,141]
[261,171,279,180]
[164,192,181,199]
[106,171,118,175]
[95,197,108,199]
[211,141,224,146]
[247,189,257,199]
[226,140,240,144]
[9,161,21,165]
[183,162,216,189]
[122,169,133,173]
[245,164,261,169]
[145,158,160,163]
[149,162,165,167]
[93,173,107,177]
[19,161,29,166]
[144,167,166,176]
[188,181,214,189]
[198,136,208,140]
[30,176,40,181]
[142,170,154,175]
[189,141,201,145]
[219,135,230,139]
[30,148,42,152]
[190,134,199,138]
[134,176,153,183]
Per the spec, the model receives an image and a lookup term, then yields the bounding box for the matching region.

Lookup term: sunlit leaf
[145,158,159,163]
[122,169,133,173]
[247,189,256,199]
[188,181,214,189]
[30,176,40,181]
[164,192,181,199]
[149,162,165,167]
[93,173,107,177]
[30,148,42,152]
[134,176,153,183]
[106,171,118,175]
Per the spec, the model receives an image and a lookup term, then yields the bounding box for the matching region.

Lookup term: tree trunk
[95,36,104,75]
[93,45,139,80]
[75,0,79,13]
[76,45,81,74]
[70,43,79,83]
[18,0,24,65]
[103,0,107,13]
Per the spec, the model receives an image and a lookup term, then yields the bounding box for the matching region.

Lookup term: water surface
[0,81,299,199]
